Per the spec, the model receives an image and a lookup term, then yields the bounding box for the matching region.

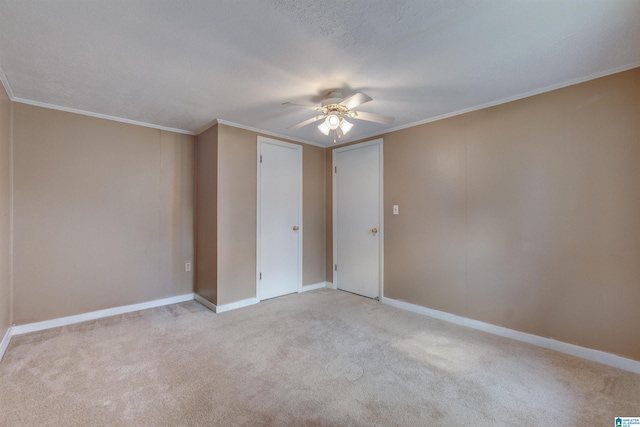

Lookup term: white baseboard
[326,282,336,290]
[200,282,332,313]
[301,282,330,292]
[11,293,195,336]
[381,296,640,375]
[194,293,260,314]
[216,297,259,313]
[195,282,332,314]
[0,327,11,361]
[194,293,217,312]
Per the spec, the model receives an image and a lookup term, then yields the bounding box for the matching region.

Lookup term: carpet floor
[1,289,638,426]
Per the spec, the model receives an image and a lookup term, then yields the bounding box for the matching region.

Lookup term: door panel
[258,139,302,300]
[334,141,382,299]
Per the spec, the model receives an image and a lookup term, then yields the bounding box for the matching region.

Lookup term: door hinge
[260,154,263,163]
[334,166,337,173]
[335,264,337,271]
[259,272,262,280]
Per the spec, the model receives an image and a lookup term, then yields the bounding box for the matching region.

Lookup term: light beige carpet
[1,289,638,425]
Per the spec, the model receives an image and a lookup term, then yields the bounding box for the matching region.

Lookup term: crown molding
[11,97,194,135]
[214,119,328,148]
[0,65,194,136]
[335,61,640,147]
[0,63,15,99]
[194,119,219,136]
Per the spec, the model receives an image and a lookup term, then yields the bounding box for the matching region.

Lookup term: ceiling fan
[283,90,395,143]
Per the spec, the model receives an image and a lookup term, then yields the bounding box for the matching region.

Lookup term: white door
[257,137,302,300]
[333,139,383,299]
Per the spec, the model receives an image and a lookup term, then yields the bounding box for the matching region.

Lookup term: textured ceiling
[0,0,639,146]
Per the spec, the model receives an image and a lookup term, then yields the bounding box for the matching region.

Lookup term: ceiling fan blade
[352,111,395,125]
[287,115,325,130]
[339,92,372,110]
[282,102,323,112]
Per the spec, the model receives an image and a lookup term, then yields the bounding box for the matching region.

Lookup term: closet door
[333,139,383,299]
[257,137,302,300]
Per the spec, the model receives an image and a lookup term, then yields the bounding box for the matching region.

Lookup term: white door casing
[333,139,383,299]
[256,137,302,300]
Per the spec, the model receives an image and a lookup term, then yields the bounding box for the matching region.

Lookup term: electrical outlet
[185,262,192,272]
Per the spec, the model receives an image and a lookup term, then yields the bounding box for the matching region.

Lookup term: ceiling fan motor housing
[284,90,392,134]
[321,90,345,107]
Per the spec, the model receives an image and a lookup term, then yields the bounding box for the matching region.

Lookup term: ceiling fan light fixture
[339,118,353,135]
[325,114,341,130]
[317,121,331,135]
[284,91,394,142]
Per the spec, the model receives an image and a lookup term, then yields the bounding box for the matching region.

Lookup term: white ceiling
[0,0,639,146]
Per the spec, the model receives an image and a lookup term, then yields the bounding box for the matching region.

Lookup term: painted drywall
[302,143,326,286]
[325,149,333,283]
[382,67,640,361]
[159,131,194,298]
[207,124,326,306]
[195,124,218,304]
[12,104,194,324]
[216,124,258,305]
[0,82,11,340]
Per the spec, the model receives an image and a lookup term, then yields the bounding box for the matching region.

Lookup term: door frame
[332,138,384,299]
[256,136,303,301]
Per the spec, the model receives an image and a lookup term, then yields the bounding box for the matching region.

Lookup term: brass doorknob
[293,225,299,231]
[371,228,378,234]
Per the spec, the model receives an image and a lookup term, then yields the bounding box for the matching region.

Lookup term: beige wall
[195,124,218,304]
[12,104,194,324]
[216,125,258,305]
[302,142,326,286]
[382,67,640,360]
[325,150,333,283]
[0,83,11,341]
[198,124,326,306]
[159,131,194,298]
